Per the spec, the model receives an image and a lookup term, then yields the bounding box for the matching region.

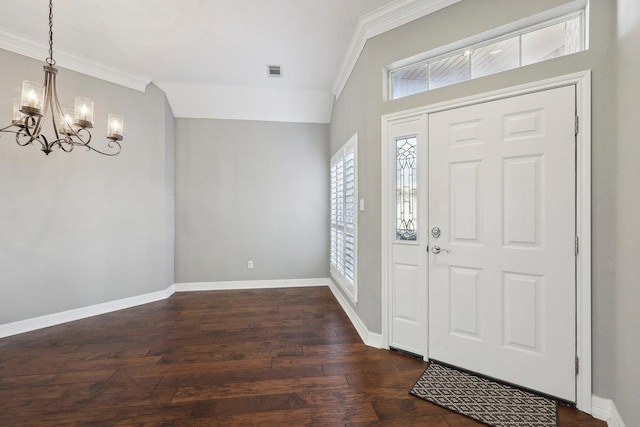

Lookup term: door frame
[380,71,592,412]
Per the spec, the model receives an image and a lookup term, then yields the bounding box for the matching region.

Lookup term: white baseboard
[174,278,332,292]
[327,280,383,349]
[609,402,627,427]
[592,395,627,427]
[0,285,176,339]
[592,395,612,421]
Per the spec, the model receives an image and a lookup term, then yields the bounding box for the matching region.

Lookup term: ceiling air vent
[267,64,282,78]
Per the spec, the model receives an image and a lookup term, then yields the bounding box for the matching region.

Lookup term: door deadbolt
[431,226,441,239]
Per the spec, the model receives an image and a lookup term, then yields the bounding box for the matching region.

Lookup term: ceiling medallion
[0,0,124,156]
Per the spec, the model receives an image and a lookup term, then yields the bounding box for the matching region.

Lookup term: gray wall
[614,0,640,424]
[0,49,175,324]
[330,0,618,401]
[175,118,329,283]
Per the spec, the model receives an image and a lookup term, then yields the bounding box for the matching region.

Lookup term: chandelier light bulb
[74,97,94,129]
[61,109,75,135]
[12,98,25,126]
[20,81,45,116]
[107,114,124,141]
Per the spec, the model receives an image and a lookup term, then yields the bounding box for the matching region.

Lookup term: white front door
[428,86,577,401]
[386,115,428,356]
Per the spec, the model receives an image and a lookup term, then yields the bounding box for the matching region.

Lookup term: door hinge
[575,116,579,136]
[575,356,580,375]
[575,236,579,256]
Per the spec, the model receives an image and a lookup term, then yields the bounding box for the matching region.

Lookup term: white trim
[0,29,150,92]
[0,285,175,339]
[575,70,593,414]
[174,278,332,292]
[380,70,592,411]
[327,280,383,349]
[609,402,627,427]
[332,0,461,99]
[155,82,334,124]
[592,396,627,427]
[592,395,613,421]
[382,71,592,120]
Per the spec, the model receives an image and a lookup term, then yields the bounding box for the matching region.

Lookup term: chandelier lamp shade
[0,0,124,156]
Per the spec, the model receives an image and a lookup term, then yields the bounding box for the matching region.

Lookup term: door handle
[431,245,451,254]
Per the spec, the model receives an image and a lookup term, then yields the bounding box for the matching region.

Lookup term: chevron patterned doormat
[410,362,558,427]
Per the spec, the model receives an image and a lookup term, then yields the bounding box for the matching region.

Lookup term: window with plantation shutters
[330,134,357,302]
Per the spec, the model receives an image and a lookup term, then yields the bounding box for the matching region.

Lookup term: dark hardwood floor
[0,287,605,426]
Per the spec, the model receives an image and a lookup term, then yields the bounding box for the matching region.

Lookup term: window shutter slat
[330,134,357,303]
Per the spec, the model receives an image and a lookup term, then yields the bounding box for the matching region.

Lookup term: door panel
[503,155,543,247]
[450,161,480,242]
[428,86,576,401]
[449,266,481,339]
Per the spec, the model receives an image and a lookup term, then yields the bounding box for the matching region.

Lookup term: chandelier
[0,0,124,156]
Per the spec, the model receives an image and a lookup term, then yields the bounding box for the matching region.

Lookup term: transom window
[389,11,585,100]
[330,134,357,302]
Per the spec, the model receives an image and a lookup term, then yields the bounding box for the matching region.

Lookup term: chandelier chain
[46,0,56,66]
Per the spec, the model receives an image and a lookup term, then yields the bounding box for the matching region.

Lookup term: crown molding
[155,81,334,123]
[0,29,150,92]
[332,0,461,99]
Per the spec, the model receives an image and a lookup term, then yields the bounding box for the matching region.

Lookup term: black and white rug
[410,362,558,427]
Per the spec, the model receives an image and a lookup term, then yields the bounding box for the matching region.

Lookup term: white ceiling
[0,0,456,123]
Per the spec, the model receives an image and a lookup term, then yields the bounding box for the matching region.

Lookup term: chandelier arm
[29,82,51,140]
[53,138,75,152]
[70,128,92,146]
[46,67,96,150]
[0,127,37,148]
[0,122,17,133]
[15,132,36,147]
[19,117,46,150]
[48,69,71,148]
[84,140,122,156]
[22,116,37,138]
[42,69,59,147]
[49,93,62,143]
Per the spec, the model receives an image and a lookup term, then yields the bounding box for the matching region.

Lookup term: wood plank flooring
[0,287,606,426]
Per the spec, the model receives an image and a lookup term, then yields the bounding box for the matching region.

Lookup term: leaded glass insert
[396,137,418,241]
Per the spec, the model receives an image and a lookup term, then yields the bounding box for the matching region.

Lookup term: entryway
[381,72,592,410]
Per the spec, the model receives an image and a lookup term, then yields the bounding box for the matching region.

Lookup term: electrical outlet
[247,260,254,269]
